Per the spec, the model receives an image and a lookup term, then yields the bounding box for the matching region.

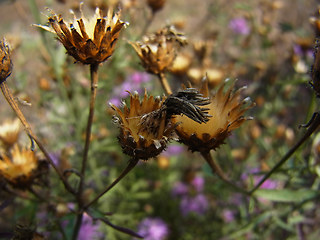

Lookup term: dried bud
[147,0,166,13]
[0,38,13,83]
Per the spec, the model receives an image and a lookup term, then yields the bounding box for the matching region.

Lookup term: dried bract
[173,79,254,153]
[0,38,12,83]
[310,38,320,97]
[36,6,127,64]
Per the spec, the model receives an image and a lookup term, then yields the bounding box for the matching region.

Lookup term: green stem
[201,151,249,195]
[84,159,139,210]
[73,63,99,240]
[249,112,320,195]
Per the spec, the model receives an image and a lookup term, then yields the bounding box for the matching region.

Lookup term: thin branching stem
[73,63,99,240]
[0,82,75,194]
[249,112,320,195]
[201,151,249,195]
[84,159,139,210]
[158,72,172,95]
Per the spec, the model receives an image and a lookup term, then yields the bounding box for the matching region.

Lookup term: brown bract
[173,79,254,153]
[37,7,127,64]
[111,91,175,160]
[0,38,12,83]
[0,145,44,188]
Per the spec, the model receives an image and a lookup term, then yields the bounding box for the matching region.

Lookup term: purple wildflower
[222,209,235,223]
[180,194,209,216]
[78,213,102,240]
[130,72,151,84]
[137,217,169,240]
[172,181,189,197]
[229,17,250,35]
[162,145,184,157]
[191,176,205,192]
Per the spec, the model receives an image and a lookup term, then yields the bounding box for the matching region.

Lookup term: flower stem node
[36,6,127,64]
[0,38,13,83]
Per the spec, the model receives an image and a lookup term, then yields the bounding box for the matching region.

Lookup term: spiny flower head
[0,38,12,83]
[173,78,254,153]
[111,89,210,160]
[36,4,127,64]
[0,119,21,149]
[0,145,43,188]
[130,25,187,75]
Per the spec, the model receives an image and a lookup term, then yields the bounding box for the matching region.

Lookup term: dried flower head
[130,26,187,75]
[111,89,210,160]
[111,91,174,160]
[0,38,13,83]
[173,78,254,153]
[0,119,21,149]
[36,5,127,64]
[0,145,43,188]
[147,0,166,13]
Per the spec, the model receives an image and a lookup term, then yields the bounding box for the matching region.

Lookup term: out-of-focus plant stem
[73,63,99,240]
[158,72,172,95]
[201,151,249,195]
[0,81,75,194]
[84,159,139,210]
[249,112,320,195]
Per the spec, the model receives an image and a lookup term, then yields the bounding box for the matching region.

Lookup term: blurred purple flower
[137,217,169,240]
[172,181,189,196]
[255,177,278,189]
[229,17,250,35]
[191,176,205,192]
[78,213,102,240]
[162,145,184,157]
[130,72,151,84]
[222,209,235,223]
[180,194,209,216]
[108,72,151,107]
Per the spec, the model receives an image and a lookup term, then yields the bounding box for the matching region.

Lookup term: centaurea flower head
[0,119,21,149]
[36,4,128,64]
[173,78,254,153]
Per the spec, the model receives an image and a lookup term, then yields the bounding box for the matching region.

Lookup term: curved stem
[140,11,155,37]
[73,63,99,240]
[249,112,320,195]
[84,159,139,210]
[0,82,75,194]
[158,73,172,95]
[201,151,249,195]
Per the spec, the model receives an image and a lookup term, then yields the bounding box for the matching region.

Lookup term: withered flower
[0,145,43,188]
[147,0,166,13]
[111,89,210,160]
[0,119,21,149]
[130,25,187,75]
[173,79,254,153]
[36,5,127,64]
[0,38,12,83]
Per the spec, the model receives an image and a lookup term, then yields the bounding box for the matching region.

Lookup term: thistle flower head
[147,0,166,13]
[0,145,42,188]
[130,25,187,75]
[0,119,21,149]
[173,78,254,153]
[0,38,13,83]
[36,4,127,64]
[111,91,174,160]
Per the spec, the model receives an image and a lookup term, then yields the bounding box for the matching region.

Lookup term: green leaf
[254,189,319,202]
